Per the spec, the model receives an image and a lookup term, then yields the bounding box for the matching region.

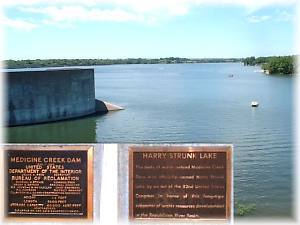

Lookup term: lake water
[7,63,293,217]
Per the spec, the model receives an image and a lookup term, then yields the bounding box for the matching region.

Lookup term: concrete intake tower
[6,68,122,126]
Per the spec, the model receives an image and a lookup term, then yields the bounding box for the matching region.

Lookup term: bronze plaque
[129,145,232,220]
[5,145,93,220]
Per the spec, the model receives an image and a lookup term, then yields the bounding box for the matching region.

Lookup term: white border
[0,2,299,225]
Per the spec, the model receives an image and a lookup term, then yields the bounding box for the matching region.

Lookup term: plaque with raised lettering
[129,145,232,220]
[5,145,93,219]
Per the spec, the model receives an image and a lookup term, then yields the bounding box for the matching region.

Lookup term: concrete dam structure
[7,68,123,126]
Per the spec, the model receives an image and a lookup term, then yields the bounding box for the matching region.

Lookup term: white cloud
[3,0,297,12]
[247,15,271,23]
[20,6,144,23]
[246,9,295,24]
[275,10,295,21]
[0,13,38,31]
[2,0,297,29]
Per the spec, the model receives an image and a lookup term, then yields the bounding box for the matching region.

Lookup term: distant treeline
[3,57,242,69]
[243,55,297,75]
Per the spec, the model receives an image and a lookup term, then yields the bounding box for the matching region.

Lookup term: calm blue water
[7,63,293,217]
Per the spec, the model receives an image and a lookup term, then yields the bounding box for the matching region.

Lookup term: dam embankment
[6,68,116,126]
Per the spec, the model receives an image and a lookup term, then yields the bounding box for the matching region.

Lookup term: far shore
[3,57,243,69]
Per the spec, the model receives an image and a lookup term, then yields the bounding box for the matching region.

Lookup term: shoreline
[2,61,244,70]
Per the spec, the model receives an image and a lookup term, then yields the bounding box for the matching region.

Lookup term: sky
[1,0,298,60]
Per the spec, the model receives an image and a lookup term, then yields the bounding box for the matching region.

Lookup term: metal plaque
[129,145,232,220]
[5,145,93,220]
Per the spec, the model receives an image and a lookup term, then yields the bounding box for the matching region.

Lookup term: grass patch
[235,202,256,217]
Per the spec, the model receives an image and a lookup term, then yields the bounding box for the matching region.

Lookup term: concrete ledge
[95,99,124,114]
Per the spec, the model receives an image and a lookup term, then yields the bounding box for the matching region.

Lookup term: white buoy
[251,101,259,107]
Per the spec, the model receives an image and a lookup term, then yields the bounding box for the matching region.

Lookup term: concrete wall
[7,68,96,126]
